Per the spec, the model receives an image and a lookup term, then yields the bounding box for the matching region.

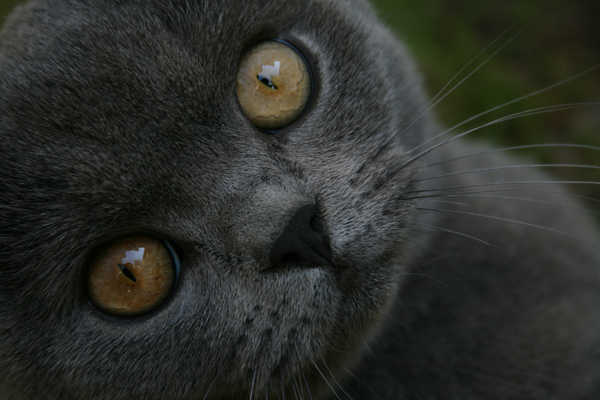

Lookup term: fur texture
[0,1,599,399]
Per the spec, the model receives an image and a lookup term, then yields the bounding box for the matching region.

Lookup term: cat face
[0,0,437,398]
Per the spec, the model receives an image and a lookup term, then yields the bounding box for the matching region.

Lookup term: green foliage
[0,1,20,23]
[370,0,600,198]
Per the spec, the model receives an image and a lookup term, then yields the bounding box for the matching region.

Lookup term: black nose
[267,204,333,271]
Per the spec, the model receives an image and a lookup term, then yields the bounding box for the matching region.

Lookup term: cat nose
[267,204,333,271]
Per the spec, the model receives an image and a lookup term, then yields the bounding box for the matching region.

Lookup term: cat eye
[87,236,180,316]
[236,40,311,130]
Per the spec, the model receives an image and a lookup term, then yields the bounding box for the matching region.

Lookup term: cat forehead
[0,0,377,69]
[11,0,375,34]
[0,0,384,137]
[1,0,379,94]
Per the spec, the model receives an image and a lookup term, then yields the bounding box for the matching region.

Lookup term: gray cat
[1,0,599,399]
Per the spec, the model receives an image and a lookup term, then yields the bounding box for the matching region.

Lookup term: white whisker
[399,29,520,143]
[417,163,600,182]
[249,370,258,400]
[309,358,343,400]
[423,143,600,168]
[406,64,600,156]
[413,223,494,247]
[417,207,572,237]
[400,102,600,172]
[407,180,600,197]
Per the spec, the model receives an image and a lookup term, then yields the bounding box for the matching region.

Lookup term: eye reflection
[258,61,280,89]
[87,236,179,316]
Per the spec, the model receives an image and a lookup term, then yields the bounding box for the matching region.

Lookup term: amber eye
[236,40,312,130]
[87,236,179,316]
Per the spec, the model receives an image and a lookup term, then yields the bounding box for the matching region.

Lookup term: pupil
[118,264,137,282]
[257,74,278,90]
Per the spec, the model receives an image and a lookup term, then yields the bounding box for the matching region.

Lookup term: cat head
[0,0,437,398]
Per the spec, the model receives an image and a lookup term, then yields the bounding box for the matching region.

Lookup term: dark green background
[1,1,599,197]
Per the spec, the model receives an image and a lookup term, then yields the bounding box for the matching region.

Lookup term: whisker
[399,29,520,143]
[369,103,600,195]
[442,193,564,207]
[406,64,600,156]
[300,367,313,400]
[578,194,600,204]
[424,143,600,169]
[280,379,287,400]
[407,180,600,197]
[353,28,519,175]
[416,207,573,238]
[202,375,218,400]
[339,367,382,399]
[412,223,494,247]
[293,345,313,400]
[428,27,518,106]
[375,104,600,193]
[438,192,600,209]
[403,187,592,201]
[436,199,472,207]
[399,102,600,172]
[292,374,304,400]
[398,269,452,288]
[249,370,258,400]
[309,358,343,400]
[416,163,600,182]
[319,357,354,400]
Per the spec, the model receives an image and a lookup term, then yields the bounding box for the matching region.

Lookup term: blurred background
[1,0,599,199]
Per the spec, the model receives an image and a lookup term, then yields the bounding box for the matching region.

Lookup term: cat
[1,0,599,399]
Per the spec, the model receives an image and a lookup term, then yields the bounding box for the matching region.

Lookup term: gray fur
[0,1,599,399]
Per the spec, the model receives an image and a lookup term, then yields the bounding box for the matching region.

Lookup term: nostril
[267,204,333,271]
[281,252,304,264]
[310,212,325,234]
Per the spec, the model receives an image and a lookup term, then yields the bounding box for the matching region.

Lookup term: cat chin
[262,277,401,400]
[200,256,402,399]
